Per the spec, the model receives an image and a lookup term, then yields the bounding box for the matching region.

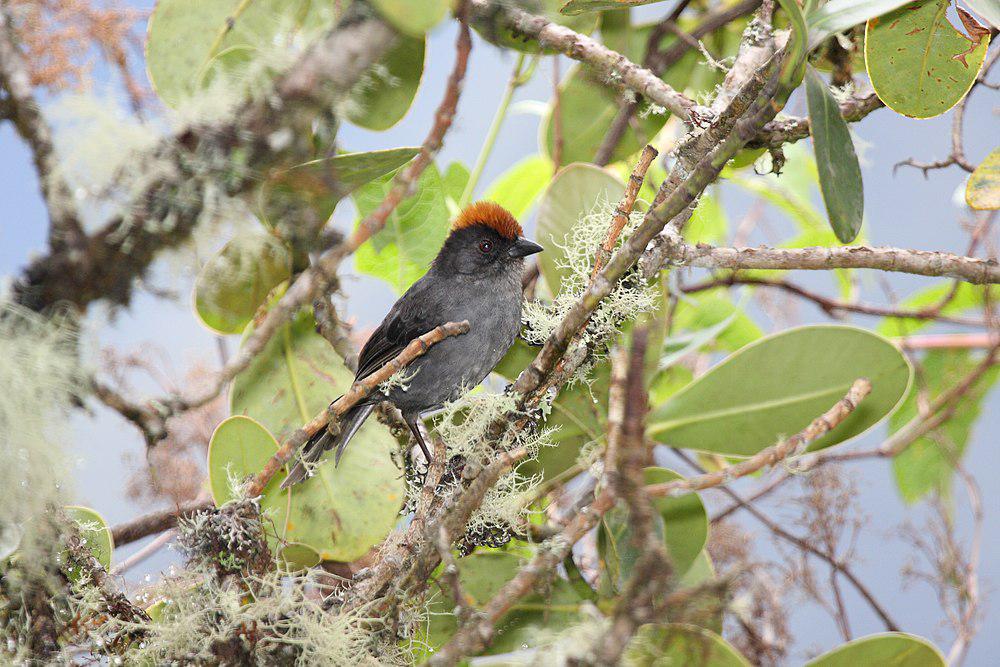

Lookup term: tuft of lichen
[522,200,659,364]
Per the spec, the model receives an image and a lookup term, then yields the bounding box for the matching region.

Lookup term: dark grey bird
[281,201,543,489]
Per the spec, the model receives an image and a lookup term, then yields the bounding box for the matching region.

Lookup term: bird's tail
[280,403,375,489]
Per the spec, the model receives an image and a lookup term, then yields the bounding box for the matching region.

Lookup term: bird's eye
[478,239,494,254]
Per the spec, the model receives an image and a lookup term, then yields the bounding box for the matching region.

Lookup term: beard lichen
[522,200,659,371]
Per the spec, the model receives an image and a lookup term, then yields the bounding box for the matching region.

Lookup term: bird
[280,201,543,489]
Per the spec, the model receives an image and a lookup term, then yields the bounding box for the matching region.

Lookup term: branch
[12,12,396,312]
[248,320,470,496]
[645,233,1000,285]
[592,145,658,278]
[474,0,711,125]
[0,8,85,250]
[646,378,871,498]
[682,274,989,326]
[111,498,212,546]
[747,91,883,149]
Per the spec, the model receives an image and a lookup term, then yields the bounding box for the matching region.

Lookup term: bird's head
[433,201,543,277]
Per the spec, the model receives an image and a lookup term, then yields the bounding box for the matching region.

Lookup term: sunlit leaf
[649,326,912,456]
[865,0,990,119]
[212,414,403,561]
[560,0,669,14]
[804,632,945,666]
[261,147,419,229]
[353,163,450,293]
[805,66,864,243]
[965,146,1000,210]
[194,234,290,335]
[483,155,554,219]
[416,551,587,658]
[891,350,999,503]
[876,282,994,337]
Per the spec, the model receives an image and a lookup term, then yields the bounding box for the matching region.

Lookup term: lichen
[522,200,659,365]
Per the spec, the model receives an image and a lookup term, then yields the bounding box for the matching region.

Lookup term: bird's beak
[509,237,544,258]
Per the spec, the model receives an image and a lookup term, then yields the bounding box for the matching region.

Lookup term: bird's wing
[354,280,441,381]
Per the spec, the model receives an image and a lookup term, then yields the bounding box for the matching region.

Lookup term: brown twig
[592,145,659,278]
[647,378,871,498]
[681,274,989,326]
[247,321,469,496]
[111,498,212,545]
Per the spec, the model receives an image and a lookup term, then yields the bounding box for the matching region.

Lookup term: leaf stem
[458,53,536,208]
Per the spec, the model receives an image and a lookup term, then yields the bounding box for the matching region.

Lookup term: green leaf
[353,163,450,293]
[686,191,729,244]
[807,0,912,49]
[278,542,322,571]
[670,292,763,352]
[146,0,345,107]
[194,234,291,335]
[891,350,999,503]
[777,0,809,85]
[261,147,420,229]
[64,506,114,578]
[966,146,1000,210]
[649,325,912,456]
[647,468,708,575]
[599,468,708,593]
[212,412,403,562]
[417,551,587,658]
[536,163,625,293]
[483,155,554,220]
[473,0,598,54]
[369,0,449,36]
[442,162,471,215]
[804,632,945,667]
[805,66,864,243]
[346,34,424,131]
[561,0,666,14]
[624,624,750,667]
[865,0,991,119]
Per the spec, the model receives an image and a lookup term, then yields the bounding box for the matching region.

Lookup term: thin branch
[594,144,658,277]
[111,498,212,546]
[647,378,871,498]
[248,320,470,496]
[645,232,1000,285]
[682,274,989,326]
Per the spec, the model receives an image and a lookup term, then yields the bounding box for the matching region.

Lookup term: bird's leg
[405,414,432,465]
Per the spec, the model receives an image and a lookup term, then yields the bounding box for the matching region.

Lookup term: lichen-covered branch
[248,321,470,496]
[12,12,396,313]
[644,233,1000,285]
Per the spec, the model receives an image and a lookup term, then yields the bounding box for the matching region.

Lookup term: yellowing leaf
[966,146,1000,210]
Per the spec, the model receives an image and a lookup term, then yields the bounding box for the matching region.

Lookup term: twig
[645,232,1000,285]
[592,145,658,278]
[248,321,470,496]
[647,378,872,498]
[111,498,212,546]
[681,274,989,326]
[110,529,176,576]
